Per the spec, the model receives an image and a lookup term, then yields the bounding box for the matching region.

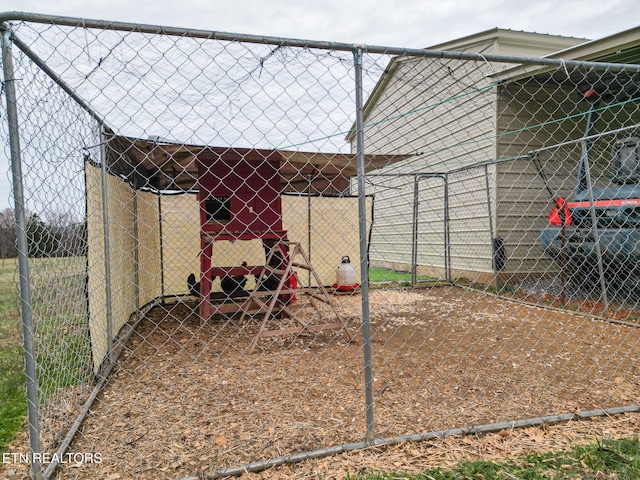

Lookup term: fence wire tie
[560,59,571,80]
[478,53,497,76]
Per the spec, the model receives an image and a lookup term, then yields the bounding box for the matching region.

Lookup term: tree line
[0,208,87,265]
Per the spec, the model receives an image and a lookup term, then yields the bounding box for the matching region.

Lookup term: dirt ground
[3,285,640,480]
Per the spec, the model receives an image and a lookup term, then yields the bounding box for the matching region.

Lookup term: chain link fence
[2,13,640,479]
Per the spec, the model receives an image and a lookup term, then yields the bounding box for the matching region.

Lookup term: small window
[205,196,231,223]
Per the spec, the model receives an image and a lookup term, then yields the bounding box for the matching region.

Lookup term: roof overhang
[491,26,640,86]
[103,135,411,195]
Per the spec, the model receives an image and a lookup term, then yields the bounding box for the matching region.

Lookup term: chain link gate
[2,12,640,480]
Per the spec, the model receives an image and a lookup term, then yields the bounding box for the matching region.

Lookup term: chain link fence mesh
[2,14,640,480]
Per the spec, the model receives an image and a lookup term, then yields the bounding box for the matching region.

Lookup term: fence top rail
[2,10,640,72]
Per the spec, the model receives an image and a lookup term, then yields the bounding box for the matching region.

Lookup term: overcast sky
[5,0,640,48]
[0,0,639,210]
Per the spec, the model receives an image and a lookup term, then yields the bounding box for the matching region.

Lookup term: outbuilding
[349,27,640,286]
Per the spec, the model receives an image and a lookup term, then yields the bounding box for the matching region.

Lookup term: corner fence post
[1,26,43,480]
[353,45,375,444]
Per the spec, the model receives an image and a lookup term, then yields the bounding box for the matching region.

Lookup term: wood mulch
[2,285,639,480]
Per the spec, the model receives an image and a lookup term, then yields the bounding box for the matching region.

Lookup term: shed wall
[355,41,500,279]
[495,82,588,277]
[364,166,496,281]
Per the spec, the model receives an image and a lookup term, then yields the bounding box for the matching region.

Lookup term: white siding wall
[447,167,495,277]
[363,163,497,280]
[355,41,500,279]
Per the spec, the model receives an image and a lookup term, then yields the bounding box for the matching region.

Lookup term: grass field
[346,437,640,479]
[369,267,433,284]
[0,256,91,454]
[29,258,91,401]
[0,259,25,453]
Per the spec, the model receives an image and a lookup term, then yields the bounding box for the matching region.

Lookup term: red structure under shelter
[197,147,290,318]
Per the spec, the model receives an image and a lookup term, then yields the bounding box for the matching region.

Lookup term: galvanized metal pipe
[100,129,114,366]
[1,27,106,127]
[581,138,609,308]
[133,191,140,313]
[307,175,313,286]
[353,46,376,445]
[158,194,166,302]
[412,174,449,285]
[484,164,498,287]
[531,123,640,155]
[443,174,451,282]
[1,24,43,480]
[367,172,451,284]
[192,404,640,480]
[2,11,640,72]
[411,176,419,285]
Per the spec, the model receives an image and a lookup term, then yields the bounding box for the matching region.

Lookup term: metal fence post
[411,175,419,286]
[133,191,140,313]
[484,164,499,288]
[1,26,43,480]
[443,174,451,283]
[100,130,114,367]
[353,45,375,444]
[158,194,166,303]
[581,140,609,308]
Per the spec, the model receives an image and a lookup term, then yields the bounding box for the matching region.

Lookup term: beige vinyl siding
[495,92,640,277]
[364,164,496,279]
[494,82,640,275]
[366,175,416,267]
[495,81,586,276]
[360,44,499,160]
[496,155,577,276]
[416,176,449,272]
[355,41,499,278]
[447,167,495,277]
[352,30,640,283]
